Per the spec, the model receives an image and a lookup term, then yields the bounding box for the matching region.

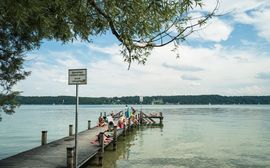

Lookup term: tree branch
[89,0,124,45]
[133,0,220,48]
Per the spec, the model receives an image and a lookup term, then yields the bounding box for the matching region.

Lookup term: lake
[0,105,270,167]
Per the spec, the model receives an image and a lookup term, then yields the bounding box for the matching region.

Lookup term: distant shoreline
[16,95,270,105]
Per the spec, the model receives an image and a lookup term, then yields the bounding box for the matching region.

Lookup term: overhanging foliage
[0,0,219,114]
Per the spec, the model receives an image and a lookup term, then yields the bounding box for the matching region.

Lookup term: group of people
[92,105,139,145]
[118,105,138,129]
[97,105,139,130]
[98,112,114,130]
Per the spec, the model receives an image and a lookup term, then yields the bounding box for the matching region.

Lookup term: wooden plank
[144,116,164,119]
[141,112,156,124]
[0,126,109,168]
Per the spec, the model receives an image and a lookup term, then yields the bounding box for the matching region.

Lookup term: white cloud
[190,82,201,87]
[189,18,233,42]
[182,0,270,43]
[233,5,270,42]
[256,72,270,80]
[204,0,270,42]
[224,86,266,96]
[181,74,201,81]
[163,63,204,72]
[249,8,270,42]
[17,51,87,96]
[88,44,120,55]
[203,0,269,14]
[17,41,270,96]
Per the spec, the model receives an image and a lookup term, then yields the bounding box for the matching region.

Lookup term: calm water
[1,105,270,168]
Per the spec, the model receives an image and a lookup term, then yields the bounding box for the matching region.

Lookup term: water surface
[1,105,270,168]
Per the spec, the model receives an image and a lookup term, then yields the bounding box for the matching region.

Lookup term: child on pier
[107,113,115,131]
[98,116,106,127]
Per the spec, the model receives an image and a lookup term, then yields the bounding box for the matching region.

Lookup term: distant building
[151,98,164,105]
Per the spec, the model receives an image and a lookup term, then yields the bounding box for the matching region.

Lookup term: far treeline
[16,95,270,105]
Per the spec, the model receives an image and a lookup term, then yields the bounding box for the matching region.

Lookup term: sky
[16,0,270,97]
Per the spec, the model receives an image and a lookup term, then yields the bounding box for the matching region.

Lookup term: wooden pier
[0,111,163,168]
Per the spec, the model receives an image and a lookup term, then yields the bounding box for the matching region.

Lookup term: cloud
[204,0,270,43]
[189,18,233,42]
[16,50,89,96]
[162,63,204,72]
[234,5,270,42]
[256,72,270,80]
[232,56,249,62]
[15,1,270,97]
[203,0,269,14]
[88,44,120,55]
[190,82,201,86]
[200,0,270,43]
[16,40,270,97]
[181,74,201,81]
[224,85,266,96]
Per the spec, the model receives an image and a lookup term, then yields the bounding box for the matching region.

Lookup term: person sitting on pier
[110,111,114,118]
[131,107,137,114]
[103,114,108,123]
[107,114,115,131]
[118,115,125,129]
[90,132,113,145]
[98,116,106,127]
[108,121,114,131]
[131,115,138,126]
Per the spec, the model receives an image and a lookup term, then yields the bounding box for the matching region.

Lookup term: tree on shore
[0,0,219,113]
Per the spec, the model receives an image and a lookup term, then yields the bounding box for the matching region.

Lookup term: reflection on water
[84,105,270,168]
[84,128,141,168]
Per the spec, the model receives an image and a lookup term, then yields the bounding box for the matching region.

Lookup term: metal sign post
[75,84,78,168]
[68,69,87,168]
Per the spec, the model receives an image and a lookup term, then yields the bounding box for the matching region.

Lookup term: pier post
[41,131,47,145]
[136,114,140,128]
[88,120,91,130]
[113,126,117,150]
[104,112,106,117]
[128,118,131,132]
[67,147,74,168]
[140,111,143,124]
[123,124,126,137]
[98,132,104,166]
[69,125,73,136]
[160,112,163,125]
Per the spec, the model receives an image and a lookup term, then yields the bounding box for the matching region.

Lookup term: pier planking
[0,126,107,168]
[0,112,162,168]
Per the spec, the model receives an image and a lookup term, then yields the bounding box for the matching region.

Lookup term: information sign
[68,69,87,85]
